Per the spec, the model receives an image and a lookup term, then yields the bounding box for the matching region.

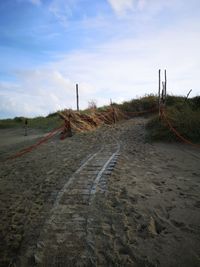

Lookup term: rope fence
[5,125,64,161]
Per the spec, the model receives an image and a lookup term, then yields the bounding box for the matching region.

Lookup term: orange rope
[161,110,200,148]
[5,125,64,161]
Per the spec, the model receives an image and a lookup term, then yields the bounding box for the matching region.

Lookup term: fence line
[5,125,64,161]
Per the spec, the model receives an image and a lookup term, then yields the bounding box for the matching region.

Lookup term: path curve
[34,137,120,266]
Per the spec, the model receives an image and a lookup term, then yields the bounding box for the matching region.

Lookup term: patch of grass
[0,114,63,131]
[118,94,158,113]
[0,117,24,129]
[29,115,63,131]
[146,96,200,143]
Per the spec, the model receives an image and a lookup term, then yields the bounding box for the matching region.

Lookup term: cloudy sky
[0,0,199,118]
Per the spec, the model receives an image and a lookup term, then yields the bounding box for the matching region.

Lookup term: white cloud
[0,69,100,118]
[48,0,78,27]
[107,0,183,17]
[56,18,200,103]
[0,71,74,118]
[108,0,135,16]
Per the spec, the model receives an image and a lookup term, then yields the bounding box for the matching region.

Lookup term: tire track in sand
[34,139,120,266]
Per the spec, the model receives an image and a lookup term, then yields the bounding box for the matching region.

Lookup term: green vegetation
[0,94,199,144]
[0,117,24,129]
[117,94,157,113]
[146,95,200,143]
[0,113,62,132]
[30,114,62,131]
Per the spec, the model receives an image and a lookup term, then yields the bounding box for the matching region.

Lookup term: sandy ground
[0,128,45,159]
[0,118,200,267]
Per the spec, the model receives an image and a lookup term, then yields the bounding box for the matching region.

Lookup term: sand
[0,118,199,267]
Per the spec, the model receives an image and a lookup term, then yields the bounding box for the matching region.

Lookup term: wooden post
[24,118,28,136]
[164,69,167,103]
[158,69,161,117]
[110,99,116,123]
[162,81,165,106]
[76,83,79,111]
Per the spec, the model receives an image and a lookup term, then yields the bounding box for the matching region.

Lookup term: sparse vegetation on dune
[118,94,158,113]
[0,95,157,129]
[29,115,62,131]
[0,117,25,129]
[0,114,62,131]
[0,94,199,144]
[146,95,200,143]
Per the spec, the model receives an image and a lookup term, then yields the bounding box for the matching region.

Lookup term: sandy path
[34,139,120,266]
[88,119,200,267]
[0,128,45,150]
[0,118,200,267]
[0,128,49,164]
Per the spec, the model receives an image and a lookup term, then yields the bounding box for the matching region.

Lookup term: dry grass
[59,107,126,133]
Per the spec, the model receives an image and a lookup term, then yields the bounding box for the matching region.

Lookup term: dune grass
[117,94,157,113]
[0,113,62,132]
[146,95,200,143]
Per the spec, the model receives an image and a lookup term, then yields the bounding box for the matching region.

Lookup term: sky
[0,0,200,118]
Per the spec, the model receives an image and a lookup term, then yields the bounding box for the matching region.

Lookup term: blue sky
[0,0,200,118]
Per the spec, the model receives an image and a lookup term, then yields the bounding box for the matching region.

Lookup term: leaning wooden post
[186,89,192,100]
[158,69,161,117]
[76,83,79,111]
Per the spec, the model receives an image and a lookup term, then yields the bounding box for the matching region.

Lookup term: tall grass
[146,95,200,143]
[118,94,157,113]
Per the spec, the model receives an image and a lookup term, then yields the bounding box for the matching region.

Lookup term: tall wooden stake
[164,69,167,102]
[158,69,161,116]
[76,83,79,111]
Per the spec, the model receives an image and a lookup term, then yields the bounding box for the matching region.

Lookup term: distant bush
[46,112,58,118]
[14,117,24,122]
[88,99,97,110]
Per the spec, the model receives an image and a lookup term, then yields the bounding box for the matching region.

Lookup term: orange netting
[5,125,64,161]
